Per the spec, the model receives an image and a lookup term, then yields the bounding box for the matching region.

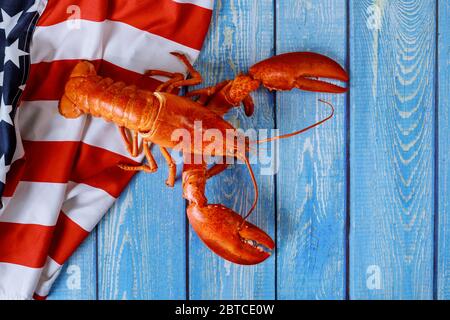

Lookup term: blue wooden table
[49,0,449,300]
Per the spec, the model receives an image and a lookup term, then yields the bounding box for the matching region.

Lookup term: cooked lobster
[59,52,348,265]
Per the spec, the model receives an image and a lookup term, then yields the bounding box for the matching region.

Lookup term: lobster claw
[249,52,349,93]
[187,203,275,265]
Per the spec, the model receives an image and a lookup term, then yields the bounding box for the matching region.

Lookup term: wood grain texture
[97,165,186,299]
[188,0,276,299]
[349,0,435,299]
[49,1,446,301]
[49,232,97,300]
[438,0,450,300]
[276,0,348,300]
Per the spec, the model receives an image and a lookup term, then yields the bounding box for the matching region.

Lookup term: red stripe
[0,222,54,268]
[48,212,89,265]
[22,60,162,101]
[3,140,78,196]
[71,143,137,198]
[4,157,25,197]
[0,213,90,268]
[33,293,48,300]
[38,0,212,50]
[21,141,79,183]
[4,141,138,198]
[0,0,211,283]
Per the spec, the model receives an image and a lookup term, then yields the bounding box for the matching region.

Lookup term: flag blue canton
[0,0,41,207]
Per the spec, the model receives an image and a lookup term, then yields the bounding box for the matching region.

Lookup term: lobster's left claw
[187,203,275,265]
[249,52,349,93]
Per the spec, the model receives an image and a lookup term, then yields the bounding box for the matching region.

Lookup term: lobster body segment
[59,61,160,133]
[58,51,349,265]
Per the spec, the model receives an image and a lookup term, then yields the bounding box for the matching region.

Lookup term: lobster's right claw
[187,203,275,265]
[249,51,349,93]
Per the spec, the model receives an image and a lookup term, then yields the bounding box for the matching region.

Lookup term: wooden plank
[349,0,435,299]
[438,0,450,300]
[97,165,186,299]
[48,232,97,300]
[188,0,276,299]
[276,0,348,299]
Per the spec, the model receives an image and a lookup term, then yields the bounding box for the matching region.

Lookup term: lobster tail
[59,94,84,118]
[70,60,98,78]
[58,61,98,119]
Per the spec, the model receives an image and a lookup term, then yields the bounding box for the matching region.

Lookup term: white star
[4,39,29,68]
[0,9,22,38]
[0,97,13,126]
[0,71,3,87]
[26,1,40,13]
[0,155,10,184]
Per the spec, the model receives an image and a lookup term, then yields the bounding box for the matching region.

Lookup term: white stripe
[11,109,25,162]
[34,257,62,298]
[0,0,210,300]
[82,113,144,162]
[0,262,42,300]
[19,101,143,162]
[36,0,48,15]
[31,20,199,75]
[19,101,85,141]
[1,111,25,192]
[0,182,66,226]
[62,182,116,232]
[173,0,214,10]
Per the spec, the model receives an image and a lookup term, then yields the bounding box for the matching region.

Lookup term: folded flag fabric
[0,0,213,299]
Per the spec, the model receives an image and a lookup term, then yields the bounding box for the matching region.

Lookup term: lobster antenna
[241,154,259,224]
[256,99,335,144]
[238,100,334,226]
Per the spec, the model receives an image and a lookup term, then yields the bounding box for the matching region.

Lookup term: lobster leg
[157,74,185,93]
[197,75,260,117]
[206,162,229,179]
[186,87,217,105]
[118,126,142,157]
[187,80,255,116]
[242,94,255,117]
[248,52,349,93]
[206,156,234,179]
[159,146,176,187]
[192,52,348,118]
[166,52,203,92]
[182,158,274,265]
[185,81,230,105]
[118,142,158,173]
[146,52,203,92]
[145,69,183,79]
[145,70,184,93]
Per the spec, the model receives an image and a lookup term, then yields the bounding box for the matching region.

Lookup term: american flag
[0,0,213,299]
[0,0,39,208]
